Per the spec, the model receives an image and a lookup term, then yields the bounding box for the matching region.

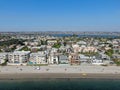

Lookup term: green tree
[20,46,31,51]
[105,49,113,57]
[0,59,8,66]
[52,43,61,48]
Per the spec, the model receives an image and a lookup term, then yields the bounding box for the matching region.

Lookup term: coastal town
[0,32,120,67]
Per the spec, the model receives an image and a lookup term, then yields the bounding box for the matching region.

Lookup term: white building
[29,52,47,64]
[47,39,57,45]
[79,54,90,62]
[0,53,8,64]
[48,53,59,64]
[8,51,30,64]
[92,59,103,65]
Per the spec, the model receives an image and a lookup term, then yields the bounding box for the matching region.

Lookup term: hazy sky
[0,0,120,31]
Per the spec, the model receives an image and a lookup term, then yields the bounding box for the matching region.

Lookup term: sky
[0,0,120,31]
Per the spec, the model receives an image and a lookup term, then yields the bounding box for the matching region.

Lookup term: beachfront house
[112,54,120,59]
[79,54,91,63]
[8,51,30,65]
[48,53,59,64]
[29,52,47,65]
[91,59,103,65]
[59,55,68,64]
[69,53,80,65]
[99,53,110,60]
[0,53,8,64]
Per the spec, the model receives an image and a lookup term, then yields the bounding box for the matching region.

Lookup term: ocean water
[0,79,120,90]
[52,34,119,38]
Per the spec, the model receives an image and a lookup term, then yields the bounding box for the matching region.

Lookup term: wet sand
[0,73,120,80]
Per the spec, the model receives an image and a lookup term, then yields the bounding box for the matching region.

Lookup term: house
[0,53,8,64]
[79,54,91,63]
[51,48,58,53]
[92,59,103,65]
[99,53,110,60]
[113,45,120,54]
[72,44,79,53]
[8,51,30,64]
[59,55,68,64]
[48,53,59,64]
[47,39,57,46]
[69,53,80,65]
[83,46,97,53]
[112,54,120,59]
[77,41,87,45]
[29,52,47,65]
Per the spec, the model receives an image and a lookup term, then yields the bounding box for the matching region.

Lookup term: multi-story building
[29,52,47,64]
[8,51,30,64]
[0,53,8,64]
[48,53,59,64]
[69,53,80,65]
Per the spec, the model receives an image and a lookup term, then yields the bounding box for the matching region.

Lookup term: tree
[20,46,31,51]
[52,43,61,48]
[1,59,8,66]
[41,40,47,45]
[105,49,113,57]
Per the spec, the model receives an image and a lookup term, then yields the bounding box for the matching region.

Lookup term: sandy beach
[0,65,120,79]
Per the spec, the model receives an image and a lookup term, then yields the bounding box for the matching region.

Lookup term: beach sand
[0,65,120,80]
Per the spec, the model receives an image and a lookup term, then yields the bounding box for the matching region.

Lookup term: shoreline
[0,73,120,80]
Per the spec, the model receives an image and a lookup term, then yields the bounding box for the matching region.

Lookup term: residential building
[29,52,47,64]
[59,55,68,64]
[92,59,103,65]
[8,51,30,64]
[0,53,8,64]
[69,53,80,65]
[48,53,59,64]
[47,39,57,45]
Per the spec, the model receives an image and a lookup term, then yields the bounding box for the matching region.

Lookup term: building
[29,52,47,64]
[69,53,80,65]
[99,53,110,60]
[83,46,97,53]
[59,55,68,64]
[8,51,30,64]
[47,39,57,46]
[48,53,59,64]
[0,53,8,64]
[92,59,103,65]
[79,54,91,63]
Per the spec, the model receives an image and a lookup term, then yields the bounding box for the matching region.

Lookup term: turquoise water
[0,79,120,90]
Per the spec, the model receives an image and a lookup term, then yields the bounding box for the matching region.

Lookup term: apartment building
[48,53,59,64]
[0,53,8,64]
[8,51,30,64]
[29,52,47,64]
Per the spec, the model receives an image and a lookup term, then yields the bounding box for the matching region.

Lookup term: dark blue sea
[0,79,120,90]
